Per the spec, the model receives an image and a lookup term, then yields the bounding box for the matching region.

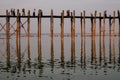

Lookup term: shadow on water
[0,34,120,80]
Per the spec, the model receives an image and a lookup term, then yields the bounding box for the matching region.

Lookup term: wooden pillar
[83,11,86,37]
[80,12,83,37]
[99,13,102,36]
[91,13,93,36]
[118,10,120,36]
[112,11,116,36]
[38,9,42,63]
[109,15,112,36]
[99,13,102,64]
[93,11,97,36]
[50,9,54,63]
[109,15,112,63]
[27,10,31,66]
[6,10,10,67]
[102,11,106,36]
[71,10,75,64]
[83,11,86,66]
[61,10,64,65]
[16,9,21,64]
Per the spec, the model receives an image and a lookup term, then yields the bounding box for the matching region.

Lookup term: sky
[0,0,120,33]
[0,0,120,14]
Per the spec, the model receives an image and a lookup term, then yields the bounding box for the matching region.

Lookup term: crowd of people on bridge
[8,8,72,17]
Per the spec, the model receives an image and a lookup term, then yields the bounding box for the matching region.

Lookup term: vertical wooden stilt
[93,11,97,36]
[99,13,102,64]
[109,15,112,63]
[16,9,21,64]
[83,11,86,37]
[27,10,31,67]
[102,11,106,65]
[91,13,93,63]
[118,10,120,36]
[38,9,42,64]
[80,12,83,37]
[6,10,10,67]
[83,10,86,67]
[71,10,75,64]
[50,9,54,70]
[91,13,93,36]
[113,11,116,64]
[110,11,116,36]
[99,13,102,36]
[61,10,64,66]
[103,11,106,36]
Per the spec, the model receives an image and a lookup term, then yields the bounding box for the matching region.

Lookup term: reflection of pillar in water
[71,11,75,64]
[27,10,31,66]
[102,33,106,65]
[83,36,86,67]
[50,9,54,71]
[16,9,21,64]
[38,9,42,64]
[81,37,83,64]
[6,10,10,67]
[61,10,64,68]
[118,36,120,64]
[91,35,96,64]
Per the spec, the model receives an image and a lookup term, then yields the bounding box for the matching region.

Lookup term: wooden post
[109,15,112,36]
[61,10,64,64]
[102,11,106,36]
[83,10,86,37]
[93,11,97,36]
[71,10,75,64]
[118,10,120,36]
[91,13,93,36]
[50,9,54,63]
[112,11,115,36]
[50,9,54,40]
[80,12,83,37]
[83,11,86,66]
[16,9,21,64]
[99,13,102,36]
[27,10,31,66]
[109,15,112,63]
[6,10,10,67]
[38,9,42,63]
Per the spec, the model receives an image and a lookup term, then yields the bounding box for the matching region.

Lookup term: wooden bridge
[0,9,120,66]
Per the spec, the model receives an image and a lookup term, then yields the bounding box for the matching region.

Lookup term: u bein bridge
[0,9,120,68]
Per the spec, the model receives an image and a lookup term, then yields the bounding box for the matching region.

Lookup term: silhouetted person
[13,9,15,16]
[22,8,25,16]
[66,10,70,16]
[104,10,107,17]
[33,9,36,16]
[11,8,13,16]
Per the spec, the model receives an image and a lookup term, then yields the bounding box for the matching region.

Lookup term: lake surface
[0,34,120,80]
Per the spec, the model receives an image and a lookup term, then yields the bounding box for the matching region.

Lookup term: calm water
[0,34,120,80]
